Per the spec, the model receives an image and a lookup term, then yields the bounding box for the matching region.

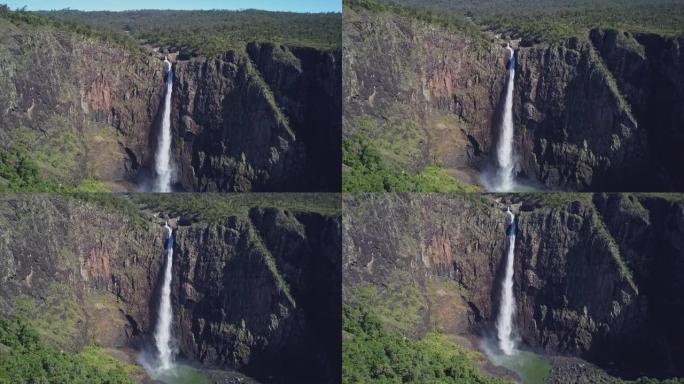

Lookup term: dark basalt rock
[0,20,341,191]
[343,7,684,191]
[343,193,684,379]
[0,195,341,383]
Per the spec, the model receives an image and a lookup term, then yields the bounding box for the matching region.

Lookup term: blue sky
[4,0,341,12]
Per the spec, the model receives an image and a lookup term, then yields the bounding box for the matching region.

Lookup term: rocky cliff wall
[342,193,684,378]
[343,5,684,191]
[0,17,341,191]
[0,194,341,383]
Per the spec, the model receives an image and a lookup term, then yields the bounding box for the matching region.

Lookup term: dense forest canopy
[0,5,341,56]
[42,8,341,53]
[356,0,684,42]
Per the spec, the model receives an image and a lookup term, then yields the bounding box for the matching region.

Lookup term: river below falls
[487,349,552,384]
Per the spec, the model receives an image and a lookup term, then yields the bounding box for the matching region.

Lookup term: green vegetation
[490,351,550,384]
[248,226,296,307]
[343,134,480,192]
[345,0,486,46]
[0,4,142,53]
[351,276,427,337]
[13,286,85,351]
[343,304,510,384]
[71,179,112,192]
[0,147,59,192]
[586,45,634,115]
[2,4,340,56]
[69,193,149,228]
[371,0,684,43]
[130,193,341,220]
[40,8,341,55]
[0,317,134,384]
[0,147,111,192]
[589,205,638,293]
[513,192,592,208]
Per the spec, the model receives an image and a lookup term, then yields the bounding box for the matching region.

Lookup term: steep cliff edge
[0,194,341,383]
[343,2,684,191]
[343,193,684,379]
[0,15,341,192]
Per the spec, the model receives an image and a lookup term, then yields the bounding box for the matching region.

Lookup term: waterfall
[496,208,517,355]
[154,58,173,192]
[154,223,175,370]
[494,45,516,192]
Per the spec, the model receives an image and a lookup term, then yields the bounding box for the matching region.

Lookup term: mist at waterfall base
[138,58,176,192]
[136,225,212,384]
[477,209,551,384]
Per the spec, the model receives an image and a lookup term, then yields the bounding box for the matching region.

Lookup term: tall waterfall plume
[494,44,516,192]
[154,58,173,192]
[496,208,517,355]
[155,223,175,370]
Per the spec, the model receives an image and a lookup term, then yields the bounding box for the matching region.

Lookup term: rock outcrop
[343,4,684,191]
[0,194,341,383]
[0,17,341,191]
[343,193,684,378]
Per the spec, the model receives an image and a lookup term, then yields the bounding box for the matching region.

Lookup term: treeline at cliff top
[0,5,341,55]
[350,0,684,43]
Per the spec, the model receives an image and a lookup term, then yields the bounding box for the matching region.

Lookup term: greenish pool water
[490,350,551,384]
[149,363,212,384]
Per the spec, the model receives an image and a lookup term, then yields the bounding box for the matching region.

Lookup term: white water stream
[155,223,175,370]
[494,45,516,192]
[496,208,517,355]
[154,58,173,192]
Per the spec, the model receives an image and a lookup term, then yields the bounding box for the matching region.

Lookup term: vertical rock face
[247,43,342,192]
[343,193,684,378]
[0,195,341,383]
[343,5,684,190]
[0,18,341,191]
[343,6,504,172]
[514,40,644,190]
[173,208,341,381]
[0,21,164,184]
[589,29,684,190]
[171,52,304,192]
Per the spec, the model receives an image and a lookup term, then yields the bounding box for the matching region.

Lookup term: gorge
[0,9,342,192]
[342,0,684,192]
[343,192,684,382]
[0,194,342,383]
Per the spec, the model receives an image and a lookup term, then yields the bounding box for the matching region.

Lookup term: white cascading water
[154,58,173,192]
[154,223,175,370]
[496,208,517,355]
[495,44,516,192]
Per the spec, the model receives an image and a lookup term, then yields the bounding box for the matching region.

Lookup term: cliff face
[589,29,684,190]
[0,19,163,185]
[342,193,684,378]
[343,6,503,173]
[0,195,341,383]
[0,17,341,191]
[343,6,684,191]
